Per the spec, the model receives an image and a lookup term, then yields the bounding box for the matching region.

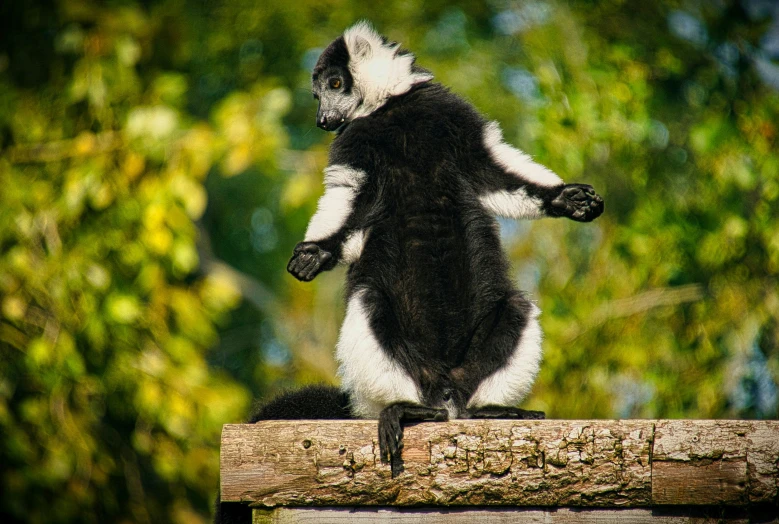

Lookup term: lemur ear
[352,36,372,59]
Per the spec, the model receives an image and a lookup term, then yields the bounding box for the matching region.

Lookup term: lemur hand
[550,184,604,222]
[287,242,332,282]
[378,403,449,478]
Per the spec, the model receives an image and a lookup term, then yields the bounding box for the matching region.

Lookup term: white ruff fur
[467,304,543,408]
[344,22,433,119]
[304,165,365,242]
[336,289,421,418]
[484,121,562,188]
[479,189,545,220]
[341,229,367,264]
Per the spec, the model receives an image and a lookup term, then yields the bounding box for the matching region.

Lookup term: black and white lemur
[215,21,602,522]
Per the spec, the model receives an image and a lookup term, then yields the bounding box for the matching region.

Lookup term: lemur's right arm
[472,121,603,222]
[287,163,372,281]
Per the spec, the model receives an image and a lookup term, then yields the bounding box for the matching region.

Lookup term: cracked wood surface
[220,420,779,508]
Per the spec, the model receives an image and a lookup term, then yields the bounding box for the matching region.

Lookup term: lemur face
[312,22,434,132]
[312,37,360,131]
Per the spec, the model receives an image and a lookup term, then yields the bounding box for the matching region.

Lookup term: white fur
[344,22,433,119]
[466,304,543,408]
[336,289,421,418]
[479,189,545,220]
[341,229,367,264]
[304,165,366,242]
[323,164,364,188]
[484,121,562,188]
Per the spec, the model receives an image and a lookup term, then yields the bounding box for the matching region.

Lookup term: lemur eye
[329,78,342,89]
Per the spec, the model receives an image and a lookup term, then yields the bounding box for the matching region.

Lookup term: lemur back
[289,20,603,473]
[334,83,524,406]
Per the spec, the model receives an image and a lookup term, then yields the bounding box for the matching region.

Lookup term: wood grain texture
[220,420,779,508]
[652,420,779,505]
[251,506,777,524]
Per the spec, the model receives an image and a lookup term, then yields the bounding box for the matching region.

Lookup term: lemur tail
[214,385,353,524]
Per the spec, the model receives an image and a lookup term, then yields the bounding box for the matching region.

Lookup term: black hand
[378,403,448,478]
[550,184,604,222]
[287,242,333,282]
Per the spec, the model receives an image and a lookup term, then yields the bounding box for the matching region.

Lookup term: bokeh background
[2,0,778,522]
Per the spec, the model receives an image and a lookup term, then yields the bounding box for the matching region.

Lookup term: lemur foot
[378,403,448,478]
[550,184,603,222]
[468,405,546,419]
[287,242,332,282]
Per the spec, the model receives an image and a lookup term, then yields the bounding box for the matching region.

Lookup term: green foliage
[1,0,778,521]
[0,2,284,522]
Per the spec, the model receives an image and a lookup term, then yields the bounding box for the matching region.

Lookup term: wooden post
[220,420,779,523]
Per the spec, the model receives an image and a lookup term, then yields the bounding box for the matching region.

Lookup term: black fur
[313,37,350,81]
[248,385,352,422]
[292,80,595,400]
[287,29,602,475]
[312,36,358,130]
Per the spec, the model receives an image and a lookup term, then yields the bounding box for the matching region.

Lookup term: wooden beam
[250,506,778,524]
[221,420,779,507]
[651,420,779,505]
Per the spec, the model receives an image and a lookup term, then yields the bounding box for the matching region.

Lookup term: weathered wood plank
[221,420,779,509]
[652,421,749,505]
[747,423,779,504]
[222,420,653,507]
[652,420,779,505]
[251,506,777,524]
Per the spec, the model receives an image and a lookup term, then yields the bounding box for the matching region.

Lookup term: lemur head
[312,22,433,131]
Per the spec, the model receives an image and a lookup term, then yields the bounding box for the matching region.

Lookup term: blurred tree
[1,0,778,522]
[0,1,270,522]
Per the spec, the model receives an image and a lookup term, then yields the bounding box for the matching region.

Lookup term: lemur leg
[457,292,546,419]
[378,402,448,477]
[336,288,450,478]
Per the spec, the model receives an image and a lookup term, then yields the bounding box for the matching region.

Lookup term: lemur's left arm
[473,121,603,222]
[287,163,373,282]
